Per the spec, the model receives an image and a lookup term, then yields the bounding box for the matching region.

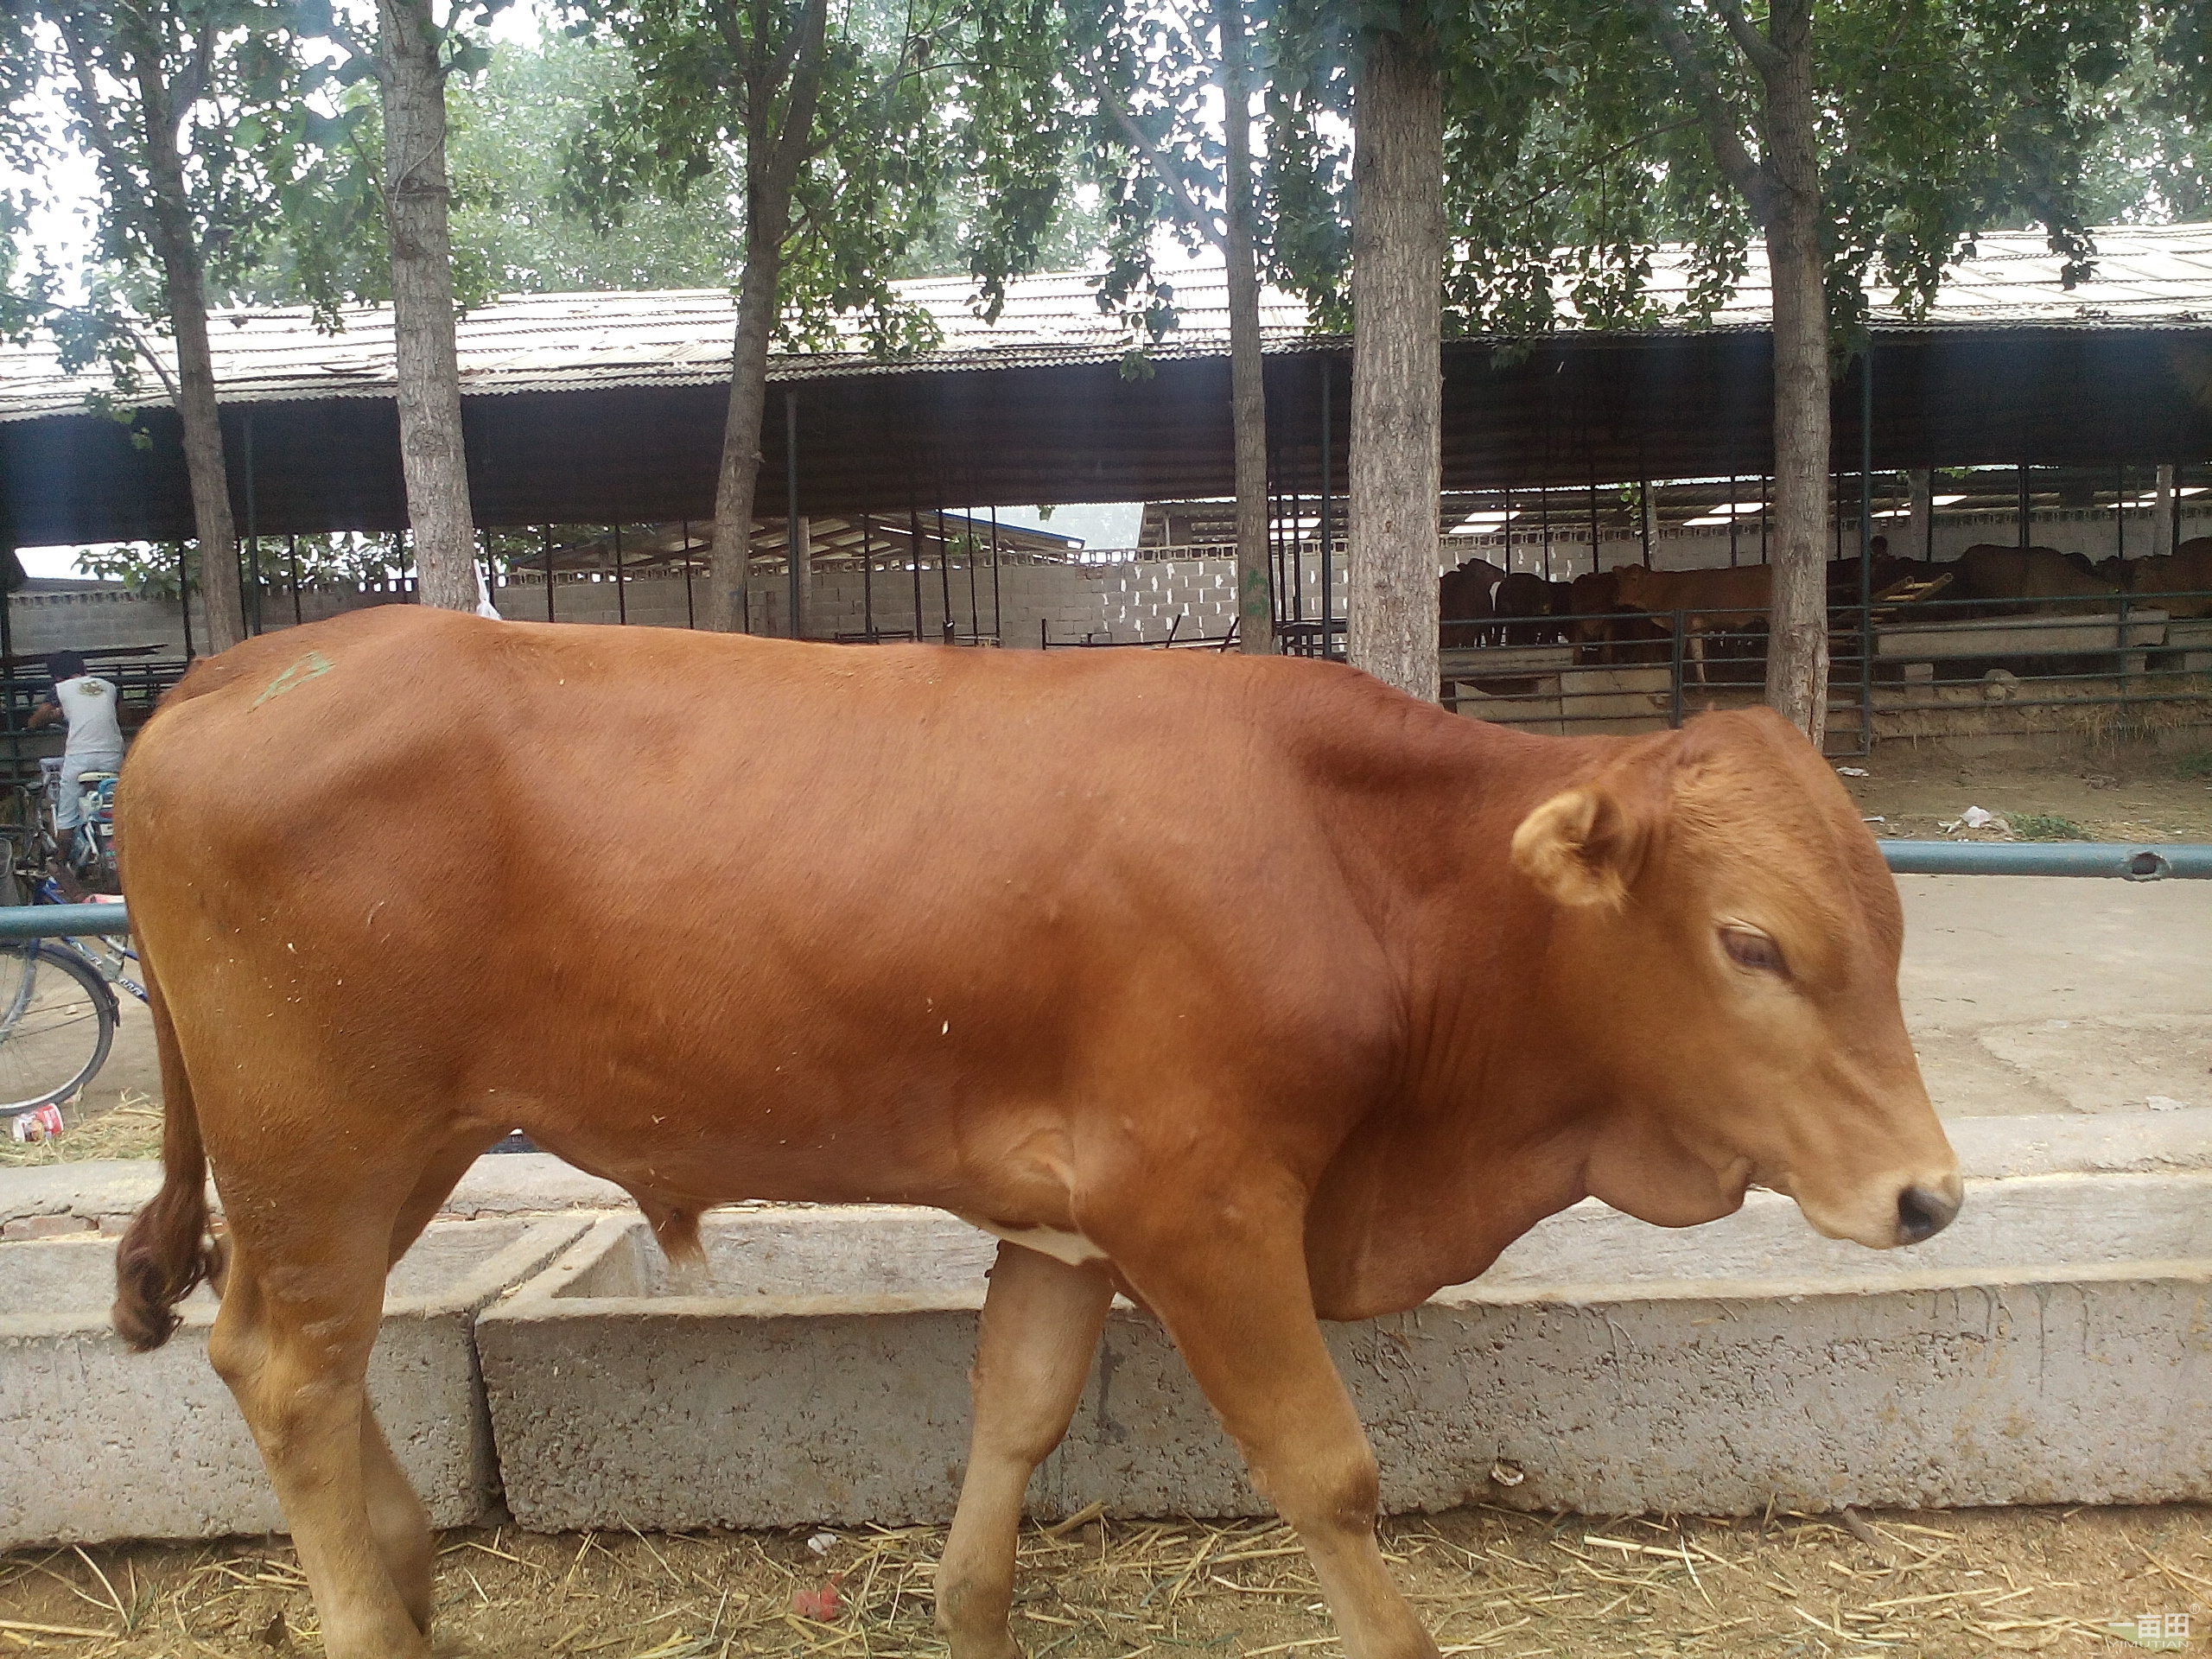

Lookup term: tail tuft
[111,1185,219,1351]
[110,958,216,1352]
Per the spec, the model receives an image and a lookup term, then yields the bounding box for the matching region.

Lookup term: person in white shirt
[27,651,125,897]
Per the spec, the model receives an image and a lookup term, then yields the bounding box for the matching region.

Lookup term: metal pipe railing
[1878,842,2211,880]
[0,904,131,938]
[0,837,2200,954]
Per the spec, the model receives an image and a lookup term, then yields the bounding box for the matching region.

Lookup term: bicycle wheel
[0,944,117,1114]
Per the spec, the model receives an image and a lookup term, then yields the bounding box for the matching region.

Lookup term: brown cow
[1567,569,1669,665]
[1610,563,1774,682]
[1439,557,1505,647]
[113,609,1960,1659]
[1950,543,2121,613]
[2102,537,2212,618]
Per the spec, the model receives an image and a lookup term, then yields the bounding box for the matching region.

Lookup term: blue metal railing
[1878,841,2211,880]
[0,903,132,938]
[0,838,2199,950]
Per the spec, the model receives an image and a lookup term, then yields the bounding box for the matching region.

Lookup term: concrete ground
[1899,874,2211,1116]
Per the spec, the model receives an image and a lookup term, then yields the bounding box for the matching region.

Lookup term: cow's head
[1510,708,1961,1249]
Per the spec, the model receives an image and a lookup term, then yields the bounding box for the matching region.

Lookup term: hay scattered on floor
[1,1090,161,1168]
[2,1504,2204,1658]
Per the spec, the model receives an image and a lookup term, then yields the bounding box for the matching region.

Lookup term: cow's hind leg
[1115,1207,1440,1659]
[210,1222,427,1659]
[937,1242,1114,1659]
[209,1132,488,1659]
[356,1132,501,1633]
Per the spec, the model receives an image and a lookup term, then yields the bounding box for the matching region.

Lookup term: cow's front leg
[1115,1201,1440,1659]
[938,1241,1114,1659]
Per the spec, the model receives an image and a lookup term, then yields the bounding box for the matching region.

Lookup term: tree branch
[765,0,830,193]
[54,19,143,235]
[62,302,181,401]
[1633,0,1776,222]
[168,19,216,121]
[1513,114,1702,213]
[1708,0,1784,79]
[1109,101,1225,254]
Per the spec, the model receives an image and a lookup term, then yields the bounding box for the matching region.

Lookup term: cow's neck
[1300,714,1623,1321]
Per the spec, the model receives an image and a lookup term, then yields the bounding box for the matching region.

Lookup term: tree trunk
[378,0,479,613]
[1347,16,1444,701]
[136,59,245,654]
[703,0,828,635]
[1759,0,1829,747]
[704,221,787,633]
[1218,0,1273,654]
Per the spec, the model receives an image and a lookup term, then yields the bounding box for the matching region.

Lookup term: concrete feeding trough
[0,1216,585,1548]
[479,1172,2210,1529]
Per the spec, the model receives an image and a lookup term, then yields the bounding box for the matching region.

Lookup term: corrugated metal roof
[5,225,2209,423]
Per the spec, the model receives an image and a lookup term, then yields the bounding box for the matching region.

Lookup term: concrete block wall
[7,582,407,659]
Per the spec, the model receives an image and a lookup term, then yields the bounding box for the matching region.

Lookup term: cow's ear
[1511,782,1649,908]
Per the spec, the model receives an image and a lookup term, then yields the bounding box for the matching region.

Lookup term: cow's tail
[111,954,223,1352]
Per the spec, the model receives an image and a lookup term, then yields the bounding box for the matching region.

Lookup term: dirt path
[3,1505,2207,1658]
[1842,742,2212,842]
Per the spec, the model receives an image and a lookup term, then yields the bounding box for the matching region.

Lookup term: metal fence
[1440,588,2212,756]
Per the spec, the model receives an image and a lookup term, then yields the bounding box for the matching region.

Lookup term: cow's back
[118,608,1413,1215]
[1955,544,2120,605]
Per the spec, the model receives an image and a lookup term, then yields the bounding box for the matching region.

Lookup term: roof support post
[786,391,804,640]
[1,529,16,798]
[1859,348,1874,757]
[988,506,1001,645]
[243,408,261,637]
[936,500,952,644]
[861,513,874,639]
[1319,361,1333,657]
[909,496,925,643]
[2017,463,2031,549]
[1907,469,1931,561]
[965,505,979,642]
[2115,461,2126,563]
[2153,464,2176,559]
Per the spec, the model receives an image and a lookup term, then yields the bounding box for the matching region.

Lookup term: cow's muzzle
[1895,1180,1961,1245]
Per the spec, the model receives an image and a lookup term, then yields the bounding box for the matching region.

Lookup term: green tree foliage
[554,0,1078,630]
[7,0,374,647]
[2080,10,2212,222]
[1267,0,2148,341]
[464,29,741,290]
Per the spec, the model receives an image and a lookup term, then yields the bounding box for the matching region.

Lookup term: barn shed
[2,227,2209,753]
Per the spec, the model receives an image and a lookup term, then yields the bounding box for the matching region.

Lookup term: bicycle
[30,756,120,894]
[0,777,143,1119]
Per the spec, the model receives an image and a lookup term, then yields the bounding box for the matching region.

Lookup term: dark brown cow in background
[115,610,1961,1659]
[1951,544,2121,613]
[1568,569,1671,664]
[1491,571,1578,645]
[1439,557,1506,646]
[2099,537,2212,618]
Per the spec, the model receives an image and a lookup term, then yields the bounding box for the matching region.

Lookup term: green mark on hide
[253,650,335,709]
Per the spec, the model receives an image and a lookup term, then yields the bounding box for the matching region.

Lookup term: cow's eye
[1720,925,1787,975]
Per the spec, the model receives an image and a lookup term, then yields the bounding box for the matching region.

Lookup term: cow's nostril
[1896,1185,1958,1245]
